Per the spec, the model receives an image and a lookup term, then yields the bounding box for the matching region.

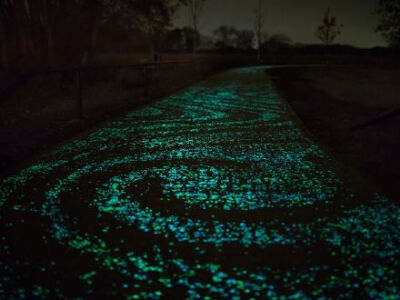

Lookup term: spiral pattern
[1,66,399,299]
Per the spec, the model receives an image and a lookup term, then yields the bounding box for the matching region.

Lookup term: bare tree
[315,8,342,46]
[0,0,62,67]
[79,0,126,66]
[0,0,12,68]
[0,0,181,67]
[254,0,266,63]
[128,0,178,61]
[0,0,119,67]
[181,0,206,58]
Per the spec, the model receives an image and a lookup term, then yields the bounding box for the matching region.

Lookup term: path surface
[0,66,399,299]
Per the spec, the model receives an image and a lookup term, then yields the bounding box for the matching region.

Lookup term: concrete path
[1,66,399,298]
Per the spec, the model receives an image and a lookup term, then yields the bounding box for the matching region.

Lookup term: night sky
[175,0,385,48]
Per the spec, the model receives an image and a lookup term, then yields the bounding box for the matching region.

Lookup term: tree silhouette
[0,0,72,67]
[0,0,127,67]
[0,0,12,68]
[0,0,185,67]
[181,0,206,57]
[235,30,254,50]
[254,0,266,63]
[125,0,179,61]
[79,0,124,65]
[315,8,342,46]
[376,0,400,48]
[265,34,292,51]
[213,26,237,49]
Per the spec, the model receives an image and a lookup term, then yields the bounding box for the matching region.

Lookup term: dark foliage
[376,0,400,48]
[0,0,182,68]
[213,26,254,51]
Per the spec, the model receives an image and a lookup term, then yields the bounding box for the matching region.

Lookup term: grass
[267,64,400,202]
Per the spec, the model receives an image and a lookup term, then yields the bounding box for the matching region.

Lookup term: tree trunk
[257,33,262,64]
[1,44,7,69]
[15,0,30,64]
[255,0,264,64]
[41,0,56,66]
[192,16,197,59]
[0,37,8,69]
[149,39,155,62]
[46,28,55,66]
[0,22,8,69]
[81,20,100,66]
[147,24,156,62]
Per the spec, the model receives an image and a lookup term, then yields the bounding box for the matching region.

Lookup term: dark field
[267,65,400,202]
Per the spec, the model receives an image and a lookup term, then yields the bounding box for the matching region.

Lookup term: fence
[0,57,250,176]
[1,59,241,119]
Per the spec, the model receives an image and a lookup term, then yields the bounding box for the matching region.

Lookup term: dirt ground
[267,65,400,203]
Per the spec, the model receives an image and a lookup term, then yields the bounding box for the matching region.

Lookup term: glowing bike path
[0,66,399,298]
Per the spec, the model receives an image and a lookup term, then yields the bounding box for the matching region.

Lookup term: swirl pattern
[0,66,399,299]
